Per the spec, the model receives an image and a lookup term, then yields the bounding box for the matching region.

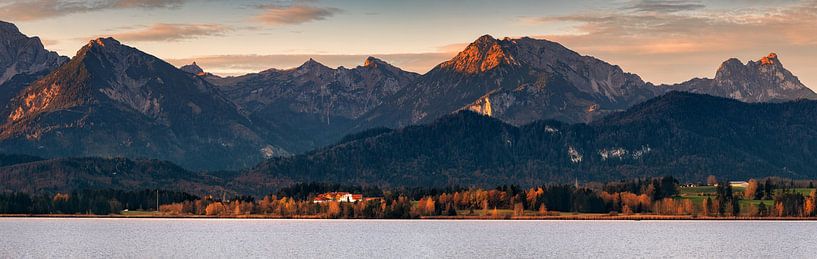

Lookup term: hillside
[241,92,817,191]
[0,38,287,170]
[0,156,234,195]
[2,92,817,195]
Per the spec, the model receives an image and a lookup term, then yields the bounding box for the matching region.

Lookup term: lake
[0,218,815,258]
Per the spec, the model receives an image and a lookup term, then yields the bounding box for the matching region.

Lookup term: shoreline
[2,214,817,221]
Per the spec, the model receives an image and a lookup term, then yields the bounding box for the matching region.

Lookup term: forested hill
[4,92,817,196]
[0,154,44,167]
[238,92,817,191]
[0,157,235,195]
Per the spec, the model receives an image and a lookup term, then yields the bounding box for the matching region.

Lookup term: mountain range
[201,56,419,153]
[4,91,817,195]
[0,20,815,176]
[0,37,287,170]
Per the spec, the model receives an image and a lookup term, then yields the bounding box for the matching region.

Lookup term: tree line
[2,177,817,218]
[0,189,197,215]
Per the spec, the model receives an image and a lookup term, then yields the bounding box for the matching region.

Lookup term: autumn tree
[744,179,759,200]
[426,198,437,216]
[160,203,184,215]
[327,201,341,218]
[774,192,804,217]
[205,202,226,216]
[804,190,817,217]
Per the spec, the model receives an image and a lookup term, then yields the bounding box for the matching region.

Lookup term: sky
[2,0,817,88]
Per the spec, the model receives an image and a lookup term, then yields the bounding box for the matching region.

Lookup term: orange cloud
[0,0,185,21]
[524,0,817,87]
[254,4,341,26]
[108,23,230,42]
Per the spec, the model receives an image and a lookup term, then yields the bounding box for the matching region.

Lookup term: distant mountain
[359,36,817,131]
[664,53,817,102]
[207,57,419,152]
[359,35,658,128]
[0,38,287,170]
[206,35,817,154]
[241,92,817,191]
[0,21,67,122]
[0,156,234,195]
[2,19,816,173]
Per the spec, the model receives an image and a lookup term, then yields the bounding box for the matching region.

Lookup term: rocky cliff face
[0,37,286,170]
[3,19,817,171]
[665,53,817,102]
[0,21,67,123]
[209,57,419,151]
[360,35,658,128]
[179,62,206,76]
[360,36,817,130]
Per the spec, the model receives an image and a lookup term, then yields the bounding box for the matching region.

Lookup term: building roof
[313,192,362,202]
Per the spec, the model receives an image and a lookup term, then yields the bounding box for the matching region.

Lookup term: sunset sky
[2,0,817,88]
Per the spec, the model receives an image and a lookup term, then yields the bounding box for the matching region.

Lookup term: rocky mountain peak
[715,58,745,78]
[677,52,817,102]
[2,36,285,170]
[295,58,331,73]
[759,53,778,65]
[300,58,324,67]
[0,20,67,88]
[715,53,796,82]
[362,56,387,68]
[440,34,514,74]
[76,37,130,61]
[0,20,20,34]
[473,34,498,47]
[87,37,122,48]
[180,62,206,76]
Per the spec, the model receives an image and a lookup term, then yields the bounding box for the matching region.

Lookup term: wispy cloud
[0,0,185,21]
[40,38,59,46]
[253,3,341,26]
[624,0,705,13]
[528,3,817,53]
[521,0,817,85]
[107,23,230,42]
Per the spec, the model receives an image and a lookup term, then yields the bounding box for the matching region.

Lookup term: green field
[678,186,815,211]
[119,210,161,216]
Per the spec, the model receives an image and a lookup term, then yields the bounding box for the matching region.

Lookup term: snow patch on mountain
[598,146,652,161]
[568,145,583,163]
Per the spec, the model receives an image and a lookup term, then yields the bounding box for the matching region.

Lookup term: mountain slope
[242,92,817,191]
[664,53,817,102]
[208,57,419,151]
[358,36,816,132]
[0,156,234,195]
[358,35,659,129]
[0,38,287,170]
[0,21,67,123]
[3,93,816,194]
